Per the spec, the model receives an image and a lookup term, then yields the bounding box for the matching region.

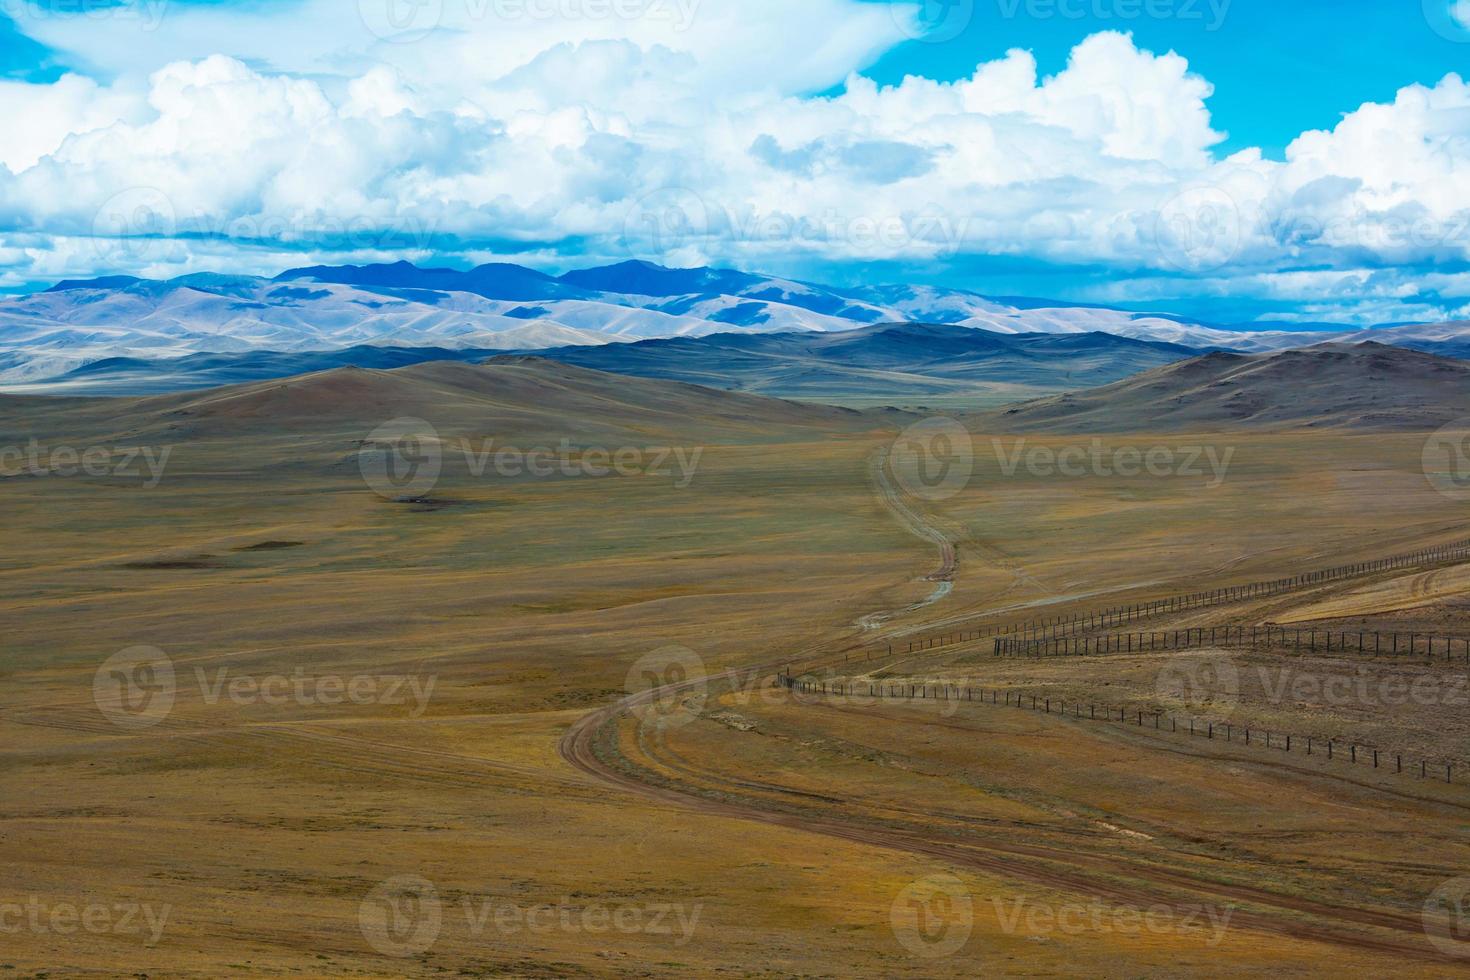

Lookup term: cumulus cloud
[0,2,1468,324]
[0,73,141,172]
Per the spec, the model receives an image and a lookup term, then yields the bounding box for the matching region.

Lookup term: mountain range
[4,259,1469,395]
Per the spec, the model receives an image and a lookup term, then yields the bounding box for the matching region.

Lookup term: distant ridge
[44,275,144,292]
[29,346,510,396]
[557,260,767,297]
[6,259,1470,393]
[276,260,592,302]
[0,357,875,451]
[977,342,1470,431]
[525,322,1206,407]
[16,322,1208,404]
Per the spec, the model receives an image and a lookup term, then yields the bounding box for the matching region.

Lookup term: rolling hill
[526,322,1207,407]
[21,346,513,397]
[977,342,1470,431]
[20,323,1208,404]
[0,357,876,452]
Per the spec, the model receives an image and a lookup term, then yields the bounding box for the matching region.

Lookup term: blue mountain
[276,260,593,301]
[556,259,767,297]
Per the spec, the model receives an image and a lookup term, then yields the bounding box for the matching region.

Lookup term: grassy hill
[976,342,1470,431]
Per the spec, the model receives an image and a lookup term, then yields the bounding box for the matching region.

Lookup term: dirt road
[557,459,1470,964]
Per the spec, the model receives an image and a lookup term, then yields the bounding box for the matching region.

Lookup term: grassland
[2,364,1469,975]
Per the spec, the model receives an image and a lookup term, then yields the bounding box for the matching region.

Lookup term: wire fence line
[775,673,1460,787]
[886,537,1470,658]
[994,626,1470,662]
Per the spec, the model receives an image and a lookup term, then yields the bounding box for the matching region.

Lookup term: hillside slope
[0,357,877,451]
[976,342,1470,431]
[529,322,1205,407]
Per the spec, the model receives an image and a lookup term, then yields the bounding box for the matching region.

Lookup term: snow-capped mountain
[0,273,609,384]
[0,259,1465,388]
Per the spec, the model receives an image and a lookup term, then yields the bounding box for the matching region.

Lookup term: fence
[775,673,1459,786]
[993,626,1470,661]
[890,537,1470,657]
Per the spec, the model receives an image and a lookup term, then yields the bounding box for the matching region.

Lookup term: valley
[8,4,1470,976]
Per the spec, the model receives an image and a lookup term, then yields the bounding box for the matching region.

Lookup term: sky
[0,0,1469,325]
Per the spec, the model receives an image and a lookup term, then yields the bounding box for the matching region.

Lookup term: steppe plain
[2,358,1469,976]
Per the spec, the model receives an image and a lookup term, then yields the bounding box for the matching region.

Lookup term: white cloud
[0,73,141,172]
[0,5,1468,324]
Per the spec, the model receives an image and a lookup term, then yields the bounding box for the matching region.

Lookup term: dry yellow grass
[3,370,1469,975]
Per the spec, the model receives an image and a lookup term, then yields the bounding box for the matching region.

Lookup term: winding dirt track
[866,446,957,586]
[556,451,1465,963]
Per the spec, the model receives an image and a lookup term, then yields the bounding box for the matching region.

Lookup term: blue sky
[1,0,1468,326]
[860,0,1470,158]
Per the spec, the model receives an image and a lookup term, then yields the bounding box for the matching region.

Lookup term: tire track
[557,456,1466,963]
